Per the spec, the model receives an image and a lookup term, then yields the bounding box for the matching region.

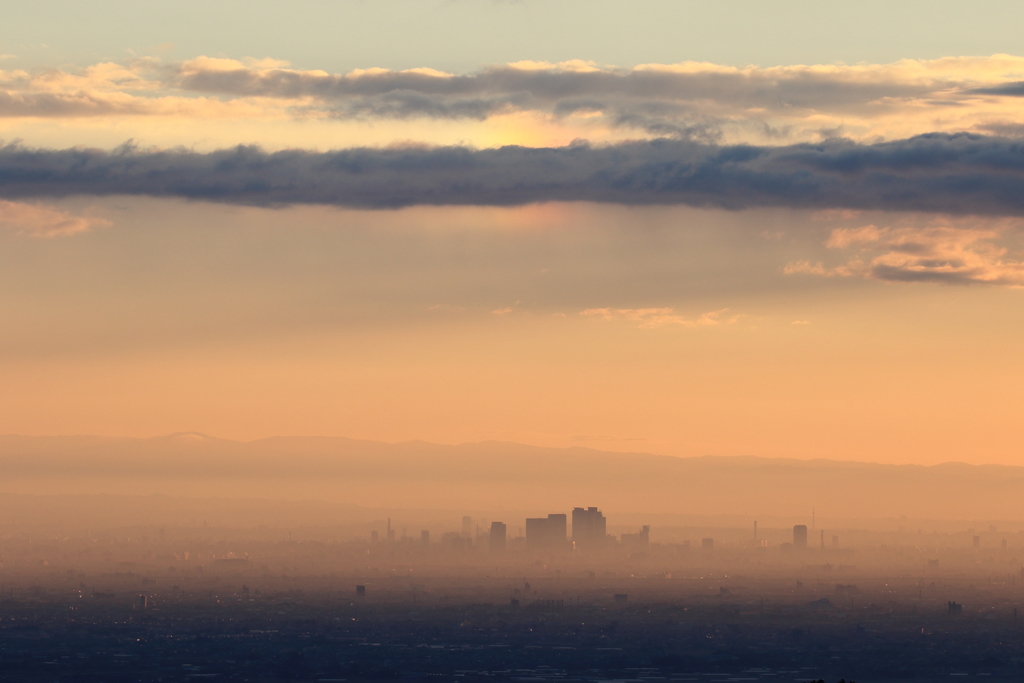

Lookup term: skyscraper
[548,513,567,543]
[793,524,808,549]
[525,517,547,548]
[572,507,607,548]
[489,521,507,551]
[525,513,567,549]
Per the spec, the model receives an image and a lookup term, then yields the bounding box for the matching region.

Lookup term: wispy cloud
[581,307,737,329]
[0,200,110,237]
[786,222,1024,286]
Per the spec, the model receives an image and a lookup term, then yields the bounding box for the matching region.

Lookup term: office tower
[525,517,548,548]
[572,507,607,548]
[371,530,379,543]
[421,530,430,545]
[701,538,714,550]
[490,521,507,551]
[793,524,808,548]
[548,514,567,543]
[462,516,473,539]
[525,513,567,549]
[387,518,395,543]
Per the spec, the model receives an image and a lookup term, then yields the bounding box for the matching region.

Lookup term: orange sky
[2,199,1023,466]
[2,8,1024,470]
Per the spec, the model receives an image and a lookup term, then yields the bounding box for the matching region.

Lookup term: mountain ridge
[1,432,1012,470]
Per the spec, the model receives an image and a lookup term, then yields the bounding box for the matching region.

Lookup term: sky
[2,1,1024,467]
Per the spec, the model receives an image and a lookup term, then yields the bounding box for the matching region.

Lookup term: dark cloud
[1,133,1023,214]
[970,81,1024,97]
[870,264,985,285]
[175,64,932,112]
[5,60,1018,141]
[168,62,944,136]
[975,122,1024,138]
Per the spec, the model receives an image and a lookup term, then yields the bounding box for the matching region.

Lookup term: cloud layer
[1,134,1023,215]
[169,56,1024,140]
[3,55,1024,145]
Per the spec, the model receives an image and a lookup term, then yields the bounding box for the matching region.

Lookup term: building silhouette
[489,521,507,551]
[526,513,567,549]
[572,507,606,548]
[793,524,808,548]
[620,525,650,552]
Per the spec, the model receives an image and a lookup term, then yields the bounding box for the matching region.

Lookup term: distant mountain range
[1,433,1022,521]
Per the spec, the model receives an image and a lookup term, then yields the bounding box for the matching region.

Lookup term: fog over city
[4,439,1024,682]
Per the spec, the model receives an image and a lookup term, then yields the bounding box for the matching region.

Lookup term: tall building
[548,514,566,542]
[421,530,430,545]
[462,516,473,539]
[526,513,567,549]
[572,507,607,548]
[525,517,547,547]
[793,524,808,548]
[489,521,507,551]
